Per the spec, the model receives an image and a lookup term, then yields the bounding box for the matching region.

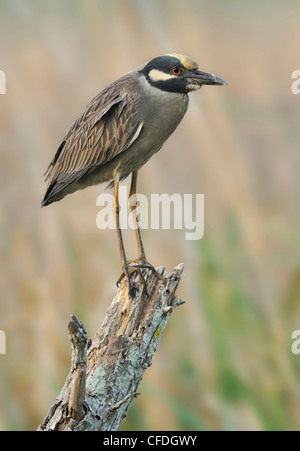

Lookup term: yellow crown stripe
[166,54,198,70]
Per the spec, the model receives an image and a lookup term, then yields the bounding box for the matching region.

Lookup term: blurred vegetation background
[0,0,300,431]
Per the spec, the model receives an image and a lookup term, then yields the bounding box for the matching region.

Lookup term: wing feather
[44,75,142,202]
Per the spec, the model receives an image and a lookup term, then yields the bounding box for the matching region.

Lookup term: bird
[42,53,228,298]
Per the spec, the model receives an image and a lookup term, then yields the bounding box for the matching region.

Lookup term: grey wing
[42,85,142,205]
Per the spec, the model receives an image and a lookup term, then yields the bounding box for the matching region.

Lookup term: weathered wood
[38,263,184,431]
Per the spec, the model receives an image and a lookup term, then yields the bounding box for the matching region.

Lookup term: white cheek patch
[149,69,176,82]
[187,83,201,92]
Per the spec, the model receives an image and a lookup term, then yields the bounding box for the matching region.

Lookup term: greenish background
[0,0,299,431]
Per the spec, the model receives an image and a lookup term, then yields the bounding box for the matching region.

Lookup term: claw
[117,258,164,298]
[128,258,165,284]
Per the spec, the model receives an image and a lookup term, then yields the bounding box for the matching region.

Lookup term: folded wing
[42,78,142,206]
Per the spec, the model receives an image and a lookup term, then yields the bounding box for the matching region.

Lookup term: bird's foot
[127,258,165,284]
[117,258,165,299]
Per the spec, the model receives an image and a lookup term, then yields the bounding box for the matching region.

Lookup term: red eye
[171,67,182,76]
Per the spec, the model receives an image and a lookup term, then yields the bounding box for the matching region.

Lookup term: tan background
[0,0,299,430]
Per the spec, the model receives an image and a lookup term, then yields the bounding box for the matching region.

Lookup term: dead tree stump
[38,263,185,431]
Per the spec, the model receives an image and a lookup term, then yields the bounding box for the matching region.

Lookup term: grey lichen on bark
[38,263,185,431]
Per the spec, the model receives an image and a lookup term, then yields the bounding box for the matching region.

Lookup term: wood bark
[37,263,185,431]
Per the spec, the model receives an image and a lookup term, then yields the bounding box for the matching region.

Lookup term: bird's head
[140,53,228,94]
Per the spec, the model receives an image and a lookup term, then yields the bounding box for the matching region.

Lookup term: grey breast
[114,73,189,181]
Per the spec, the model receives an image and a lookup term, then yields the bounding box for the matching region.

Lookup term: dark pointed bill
[192,69,228,86]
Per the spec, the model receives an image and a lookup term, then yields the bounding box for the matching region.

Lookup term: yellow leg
[115,173,165,298]
[128,172,165,284]
[129,171,146,259]
[114,178,134,298]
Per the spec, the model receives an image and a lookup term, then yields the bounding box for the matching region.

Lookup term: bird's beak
[189,69,228,86]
